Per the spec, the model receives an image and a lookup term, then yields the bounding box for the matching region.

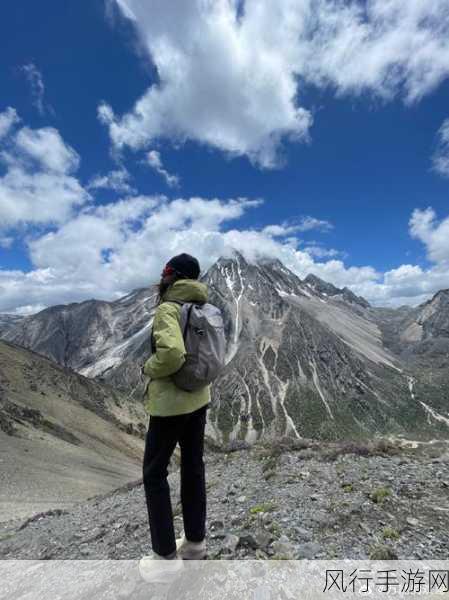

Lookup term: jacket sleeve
[143,303,186,379]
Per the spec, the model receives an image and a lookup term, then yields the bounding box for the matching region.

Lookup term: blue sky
[1,0,449,313]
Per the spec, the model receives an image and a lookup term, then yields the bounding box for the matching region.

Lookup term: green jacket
[143,279,211,416]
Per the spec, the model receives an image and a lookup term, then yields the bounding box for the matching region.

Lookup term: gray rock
[238,533,259,550]
[296,542,322,559]
[253,528,272,549]
[309,511,330,525]
[271,536,297,560]
[294,527,313,541]
[222,533,239,553]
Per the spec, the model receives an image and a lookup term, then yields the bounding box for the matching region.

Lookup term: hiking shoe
[138,552,184,583]
[176,534,207,560]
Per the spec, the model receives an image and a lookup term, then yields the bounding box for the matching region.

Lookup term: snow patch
[420,401,449,428]
[309,361,334,419]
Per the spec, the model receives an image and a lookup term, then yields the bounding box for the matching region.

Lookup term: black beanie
[166,253,201,279]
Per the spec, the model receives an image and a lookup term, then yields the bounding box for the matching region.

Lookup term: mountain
[0,314,24,337]
[399,290,449,355]
[204,254,447,442]
[304,273,370,309]
[3,287,157,390]
[2,253,449,444]
[0,339,146,523]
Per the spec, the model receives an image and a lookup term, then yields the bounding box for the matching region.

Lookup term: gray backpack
[170,301,226,392]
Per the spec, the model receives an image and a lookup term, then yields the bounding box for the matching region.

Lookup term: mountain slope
[204,254,446,443]
[0,314,24,337]
[400,289,449,356]
[0,340,146,522]
[304,273,370,309]
[2,438,449,560]
[2,254,449,444]
[3,288,157,390]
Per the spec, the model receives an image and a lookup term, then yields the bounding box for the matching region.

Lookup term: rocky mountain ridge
[304,273,370,308]
[2,253,449,444]
[0,314,24,337]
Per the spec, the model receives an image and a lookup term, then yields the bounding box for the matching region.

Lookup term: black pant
[142,404,208,557]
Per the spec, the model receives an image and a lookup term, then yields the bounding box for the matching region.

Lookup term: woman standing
[139,253,210,582]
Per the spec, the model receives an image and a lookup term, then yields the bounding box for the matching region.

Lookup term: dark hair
[155,272,180,306]
[153,253,201,307]
[166,253,200,280]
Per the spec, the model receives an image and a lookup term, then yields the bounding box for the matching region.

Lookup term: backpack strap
[164,299,192,338]
[150,300,184,353]
[183,303,194,338]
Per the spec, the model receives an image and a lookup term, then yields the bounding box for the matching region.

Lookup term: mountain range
[2,252,449,445]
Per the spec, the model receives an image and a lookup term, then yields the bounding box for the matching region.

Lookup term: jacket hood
[163,279,208,304]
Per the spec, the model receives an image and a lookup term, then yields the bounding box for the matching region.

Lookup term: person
[139,253,210,582]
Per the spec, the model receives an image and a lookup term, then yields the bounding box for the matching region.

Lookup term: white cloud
[21,63,46,115]
[87,167,136,194]
[15,127,80,173]
[0,107,20,139]
[304,245,340,259]
[299,0,449,103]
[432,118,449,177]
[100,0,449,167]
[12,303,47,316]
[100,0,313,168]
[409,207,449,265]
[0,169,88,229]
[0,109,89,229]
[0,196,263,312]
[262,216,333,237]
[2,191,448,313]
[146,150,179,188]
[296,216,333,233]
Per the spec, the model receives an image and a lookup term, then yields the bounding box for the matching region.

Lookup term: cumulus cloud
[1,190,448,313]
[21,63,46,115]
[87,167,136,194]
[432,118,449,177]
[0,108,89,229]
[409,208,449,265]
[99,0,313,168]
[146,150,179,188]
[0,196,263,312]
[15,127,80,173]
[100,0,449,167]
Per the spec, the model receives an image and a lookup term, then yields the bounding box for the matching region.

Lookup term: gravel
[1,440,449,560]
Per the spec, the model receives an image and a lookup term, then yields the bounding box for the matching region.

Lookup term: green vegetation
[370,487,391,504]
[249,502,276,514]
[382,527,400,540]
[369,544,398,560]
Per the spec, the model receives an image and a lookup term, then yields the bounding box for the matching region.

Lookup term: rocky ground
[1,437,448,560]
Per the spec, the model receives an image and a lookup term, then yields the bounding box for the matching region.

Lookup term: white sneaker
[176,534,207,560]
[138,553,184,583]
